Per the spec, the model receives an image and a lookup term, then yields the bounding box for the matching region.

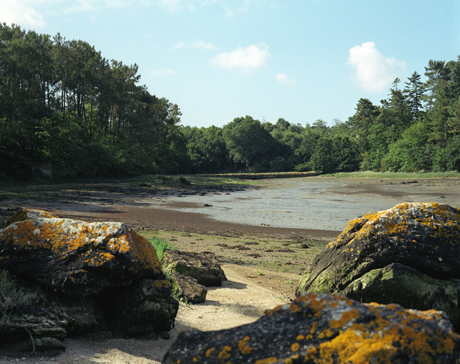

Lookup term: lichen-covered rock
[163,293,460,363]
[296,202,460,329]
[0,208,164,296]
[0,209,179,355]
[162,250,227,287]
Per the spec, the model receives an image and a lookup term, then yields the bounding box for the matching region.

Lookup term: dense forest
[1,23,460,181]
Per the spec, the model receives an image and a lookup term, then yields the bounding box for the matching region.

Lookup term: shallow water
[149,178,424,231]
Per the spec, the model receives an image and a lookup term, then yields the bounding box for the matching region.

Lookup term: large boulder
[296,202,460,330]
[0,208,178,354]
[162,293,460,363]
[162,250,226,303]
[0,208,164,296]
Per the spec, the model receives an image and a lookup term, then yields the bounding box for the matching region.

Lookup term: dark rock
[341,262,460,327]
[0,209,178,354]
[162,293,460,363]
[104,278,179,336]
[296,202,460,330]
[169,273,207,304]
[179,177,191,185]
[162,250,227,287]
[0,208,165,296]
[0,272,68,355]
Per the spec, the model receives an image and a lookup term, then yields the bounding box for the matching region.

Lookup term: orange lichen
[238,336,253,354]
[329,203,460,252]
[254,358,277,364]
[329,308,361,329]
[205,348,215,357]
[218,346,232,360]
[287,294,460,363]
[0,208,162,273]
[291,343,300,352]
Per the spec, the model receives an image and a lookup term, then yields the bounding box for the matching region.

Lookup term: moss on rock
[296,202,460,330]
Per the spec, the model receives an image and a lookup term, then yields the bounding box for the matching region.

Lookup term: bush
[149,238,177,261]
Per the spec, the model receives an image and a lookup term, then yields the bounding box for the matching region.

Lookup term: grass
[149,237,177,261]
[0,174,259,196]
[326,171,460,179]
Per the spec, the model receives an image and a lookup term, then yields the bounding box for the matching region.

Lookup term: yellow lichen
[291,342,300,352]
[218,346,232,360]
[255,358,277,364]
[238,336,253,354]
[0,208,163,274]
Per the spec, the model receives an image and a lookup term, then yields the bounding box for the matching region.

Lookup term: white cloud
[169,39,217,51]
[0,0,149,28]
[0,0,47,28]
[209,44,270,71]
[150,68,176,78]
[169,42,187,51]
[347,41,406,92]
[277,73,296,85]
[191,39,217,50]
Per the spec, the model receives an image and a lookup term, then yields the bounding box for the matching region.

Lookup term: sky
[1,0,459,128]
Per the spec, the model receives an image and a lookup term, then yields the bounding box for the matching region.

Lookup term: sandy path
[0,265,287,364]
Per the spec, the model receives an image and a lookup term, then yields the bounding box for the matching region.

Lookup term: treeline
[182,58,460,174]
[1,23,460,180]
[0,24,186,180]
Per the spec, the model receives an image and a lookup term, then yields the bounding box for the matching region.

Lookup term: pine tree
[404,71,425,120]
[428,81,451,147]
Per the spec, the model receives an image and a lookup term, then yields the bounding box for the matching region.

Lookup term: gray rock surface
[162,250,226,303]
[0,208,178,355]
[296,202,460,330]
[162,293,460,363]
[162,250,227,287]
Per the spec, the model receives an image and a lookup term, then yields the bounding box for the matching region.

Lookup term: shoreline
[51,206,341,241]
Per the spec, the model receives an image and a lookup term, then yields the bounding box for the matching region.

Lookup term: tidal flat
[153,176,460,231]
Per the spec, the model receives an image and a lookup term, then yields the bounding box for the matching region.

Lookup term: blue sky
[1,0,459,128]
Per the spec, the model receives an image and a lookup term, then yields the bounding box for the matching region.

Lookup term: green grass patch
[327,171,460,179]
[0,173,257,192]
[149,237,177,261]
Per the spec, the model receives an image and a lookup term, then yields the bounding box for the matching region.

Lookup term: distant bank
[198,171,318,180]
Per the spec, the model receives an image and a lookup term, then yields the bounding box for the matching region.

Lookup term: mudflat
[0,176,459,363]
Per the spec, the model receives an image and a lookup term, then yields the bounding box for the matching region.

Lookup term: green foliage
[310,135,360,174]
[223,116,284,172]
[0,24,186,180]
[382,121,433,172]
[1,23,460,177]
[0,270,33,327]
[149,238,177,261]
